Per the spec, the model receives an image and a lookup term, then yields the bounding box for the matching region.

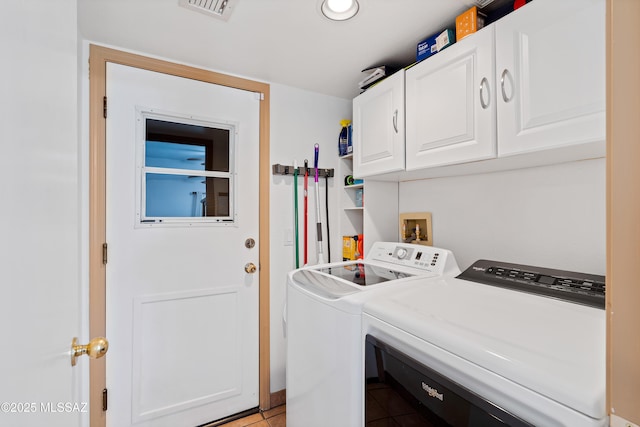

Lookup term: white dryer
[363,259,607,426]
[286,242,460,427]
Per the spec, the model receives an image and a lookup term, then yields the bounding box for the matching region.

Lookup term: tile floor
[217,405,286,427]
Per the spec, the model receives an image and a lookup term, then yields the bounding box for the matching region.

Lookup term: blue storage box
[416,29,455,62]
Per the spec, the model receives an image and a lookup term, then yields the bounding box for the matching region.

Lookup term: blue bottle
[339,119,351,156]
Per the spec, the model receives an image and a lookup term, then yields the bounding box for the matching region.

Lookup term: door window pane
[145,141,206,171]
[204,177,230,217]
[145,119,230,172]
[145,174,230,218]
[139,115,234,224]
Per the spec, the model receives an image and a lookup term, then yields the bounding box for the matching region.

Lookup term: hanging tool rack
[272,164,334,178]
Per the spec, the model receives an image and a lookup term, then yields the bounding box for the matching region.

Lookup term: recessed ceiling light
[321,0,359,21]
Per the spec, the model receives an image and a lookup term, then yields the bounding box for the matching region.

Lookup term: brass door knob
[245,263,257,274]
[71,337,109,366]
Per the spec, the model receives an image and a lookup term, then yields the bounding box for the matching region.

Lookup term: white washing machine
[286,241,460,427]
[363,259,607,426]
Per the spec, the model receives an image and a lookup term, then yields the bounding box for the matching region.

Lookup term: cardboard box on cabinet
[456,6,486,41]
[416,29,455,62]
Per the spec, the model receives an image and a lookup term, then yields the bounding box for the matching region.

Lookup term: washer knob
[396,248,408,259]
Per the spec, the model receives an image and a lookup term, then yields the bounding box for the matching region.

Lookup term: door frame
[606,0,640,423]
[88,44,271,427]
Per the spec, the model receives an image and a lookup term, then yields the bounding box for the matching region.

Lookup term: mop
[293,160,299,268]
[314,144,325,264]
[303,159,309,266]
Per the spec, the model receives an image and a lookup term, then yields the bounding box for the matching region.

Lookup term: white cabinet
[496,0,605,156]
[496,0,606,156]
[354,0,605,180]
[405,25,496,170]
[352,70,405,178]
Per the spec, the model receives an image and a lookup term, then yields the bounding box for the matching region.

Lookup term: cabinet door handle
[479,77,490,109]
[392,109,398,133]
[501,69,514,103]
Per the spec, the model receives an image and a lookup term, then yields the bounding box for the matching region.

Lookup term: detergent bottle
[338,119,351,156]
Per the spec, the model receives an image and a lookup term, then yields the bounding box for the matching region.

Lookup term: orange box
[456,6,486,41]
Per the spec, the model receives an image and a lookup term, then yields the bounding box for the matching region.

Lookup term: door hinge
[102,243,108,264]
[102,388,108,411]
[255,92,264,101]
[103,96,108,119]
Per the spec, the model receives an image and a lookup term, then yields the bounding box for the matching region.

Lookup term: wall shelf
[339,147,398,258]
[344,183,364,190]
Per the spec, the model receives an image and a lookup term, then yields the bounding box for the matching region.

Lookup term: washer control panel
[367,242,455,275]
[459,259,605,309]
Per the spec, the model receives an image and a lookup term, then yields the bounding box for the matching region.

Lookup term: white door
[405,25,496,170]
[495,0,605,156]
[105,63,260,427]
[352,70,405,177]
[0,1,81,426]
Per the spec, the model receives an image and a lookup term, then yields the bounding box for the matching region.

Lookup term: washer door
[365,335,535,427]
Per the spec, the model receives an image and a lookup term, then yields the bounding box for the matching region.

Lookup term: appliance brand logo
[472,266,486,272]
[421,382,444,401]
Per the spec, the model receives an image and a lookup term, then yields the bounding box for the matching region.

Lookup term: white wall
[1,1,83,426]
[269,83,351,391]
[399,158,606,275]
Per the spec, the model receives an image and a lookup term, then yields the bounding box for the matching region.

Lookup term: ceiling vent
[179,0,238,21]
[467,0,496,7]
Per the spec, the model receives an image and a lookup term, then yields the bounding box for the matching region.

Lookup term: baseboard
[270,389,286,408]
[200,407,259,427]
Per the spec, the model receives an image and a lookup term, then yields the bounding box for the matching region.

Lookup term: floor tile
[266,412,286,427]
[220,413,264,427]
[217,405,287,427]
[263,404,286,419]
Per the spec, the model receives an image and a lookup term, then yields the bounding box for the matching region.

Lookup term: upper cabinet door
[405,25,496,170]
[352,70,405,178]
[496,0,605,156]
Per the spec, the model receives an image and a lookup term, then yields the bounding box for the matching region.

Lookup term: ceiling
[78,0,507,100]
